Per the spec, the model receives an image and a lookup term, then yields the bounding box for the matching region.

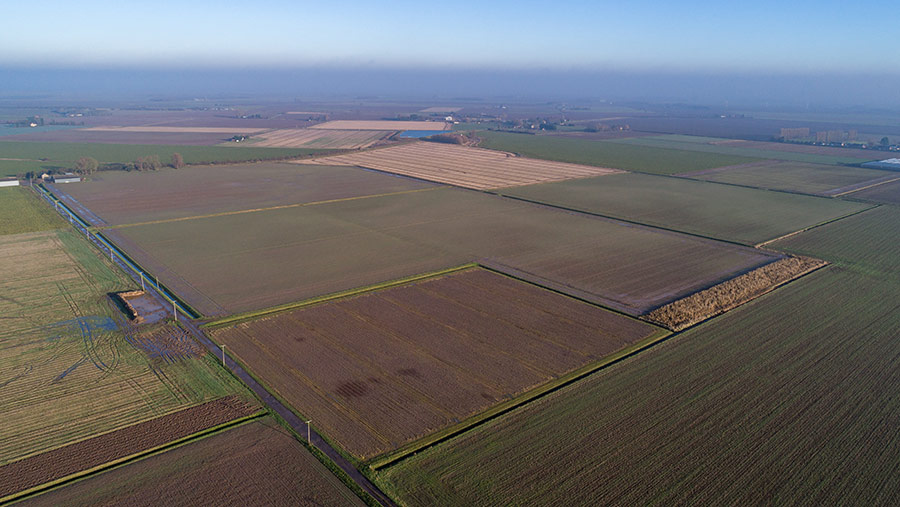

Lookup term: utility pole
[221,345,226,367]
[140,272,145,291]
[173,301,177,322]
[306,420,312,445]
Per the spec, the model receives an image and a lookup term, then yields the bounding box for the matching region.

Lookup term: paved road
[38,184,397,507]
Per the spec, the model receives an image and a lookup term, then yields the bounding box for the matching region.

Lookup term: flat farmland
[58,162,437,226]
[376,268,900,506]
[312,120,451,130]
[503,172,871,245]
[0,229,249,468]
[845,178,900,204]
[0,396,258,500]
[0,141,330,170]
[25,419,364,506]
[678,160,893,195]
[709,138,876,160]
[210,268,663,459]
[477,130,762,174]
[82,126,269,134]
[0,187,65,236]
[609,134,871,165]
[297,141,621,189]
[772,205,900,278]
[248,128,393,149]
[104,186,775,317]
[2,129,237,146]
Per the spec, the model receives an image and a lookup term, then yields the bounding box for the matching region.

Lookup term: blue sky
[2,0,896,73]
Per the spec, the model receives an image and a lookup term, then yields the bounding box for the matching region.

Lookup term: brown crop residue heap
[645,256,827,331]
[115,290,146,323]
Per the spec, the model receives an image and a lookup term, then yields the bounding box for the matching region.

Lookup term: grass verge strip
[35,183,202,319]
[366,326,670,471]
[754,204,880,247]
[1,412,265,505]
[202,263,479,329]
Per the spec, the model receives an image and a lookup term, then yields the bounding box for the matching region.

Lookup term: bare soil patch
[210,268,659,459]
[645,256,827,331]
[249,128,392,149]
[0,395,257,499]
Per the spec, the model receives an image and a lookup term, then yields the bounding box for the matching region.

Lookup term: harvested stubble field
[772,205,900,279]
[477,130,761,175]
[0,396,258,500]
[609,134,871,165]
[0,187,66,236]
[843,178,900,205]
[103,186,775,317]
[210,268,662,459]
[25,418,364,506]
[312,120,452,130]
[678,160,894,195]
[58,162,436,226]
[248,128,393,149]
[376,268,900,506]
[297,141,621,189]
[0,229,249,469]
[503,172,872,245]
[645,255,826,330]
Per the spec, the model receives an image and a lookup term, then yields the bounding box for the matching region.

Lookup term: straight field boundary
[1,412,266,505]
[201,264,479,329]
[34,184,203,319]
[94,186,442,231]
[827,175,900,197]
[366,324,670,471]
[754,204,880,248]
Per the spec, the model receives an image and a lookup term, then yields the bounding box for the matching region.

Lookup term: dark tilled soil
[0,395,258,499]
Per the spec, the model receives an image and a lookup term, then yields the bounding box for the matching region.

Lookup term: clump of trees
[172,153,185,169]
[74,156,99,175]
[133,155,162,171]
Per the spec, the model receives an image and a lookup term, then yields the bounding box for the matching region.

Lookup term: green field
[610,134,870,165]
[0,187,66,236]
[0,141,331,176]
[102,186,773,317]
[503,172,872,245]
[772,205,900,279]
[375,267,900,505]
[846,179,900,205]
[680,160,893,195]
[477,131,761,174]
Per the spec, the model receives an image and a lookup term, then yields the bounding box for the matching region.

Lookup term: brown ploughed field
[24,419,364,506]
[210,268,661,459]
[296,141,621,189]
[0,396,258,499]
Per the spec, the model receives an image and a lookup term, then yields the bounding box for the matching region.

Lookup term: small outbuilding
[0,177,19,187]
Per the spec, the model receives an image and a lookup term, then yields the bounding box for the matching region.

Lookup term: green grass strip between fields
[202,263,480,329]
[366,324,671,471]
[1,411,266,505]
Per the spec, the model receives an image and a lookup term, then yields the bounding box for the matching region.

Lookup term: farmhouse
[0,177,19,187]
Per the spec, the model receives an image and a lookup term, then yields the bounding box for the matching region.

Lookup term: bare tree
[171,152,185,169]
[74,156,99,175]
